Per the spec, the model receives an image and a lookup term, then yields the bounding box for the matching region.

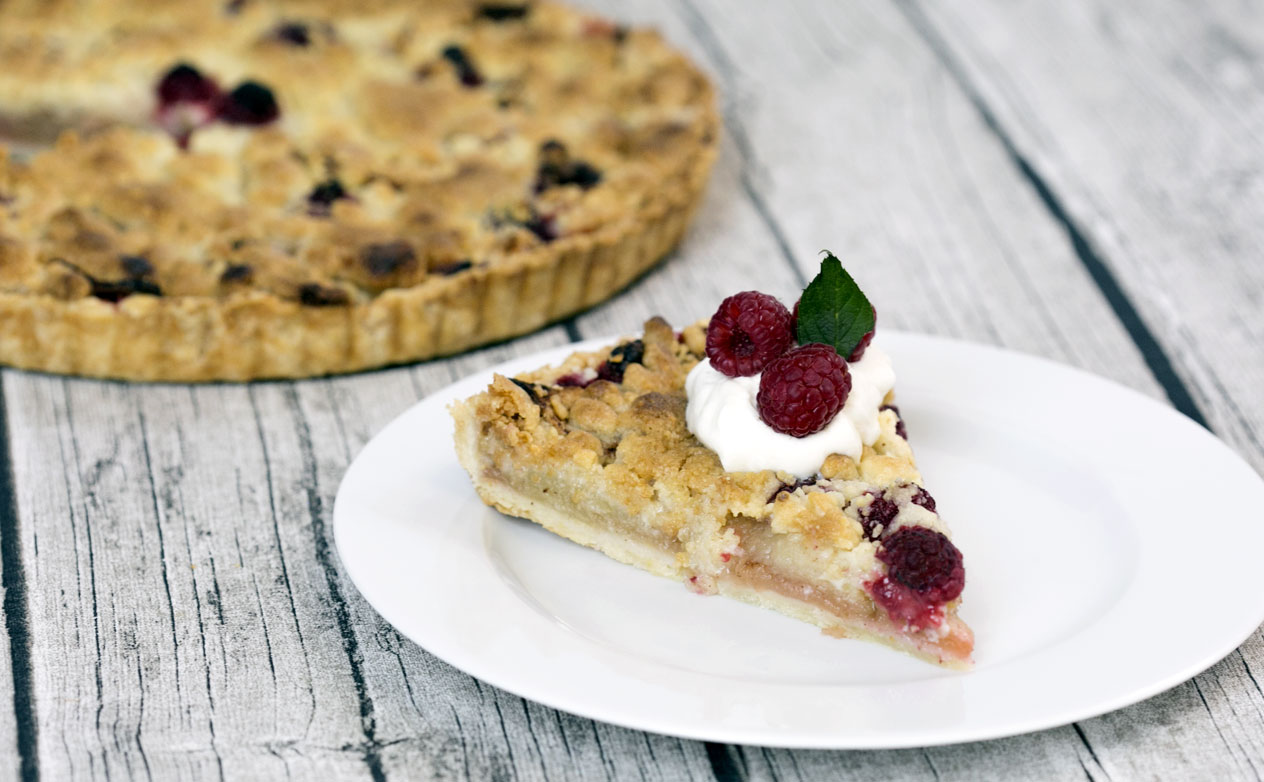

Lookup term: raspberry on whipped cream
[684,343,895,478]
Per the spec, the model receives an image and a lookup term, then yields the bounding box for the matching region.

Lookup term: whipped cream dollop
[685,346,896,478]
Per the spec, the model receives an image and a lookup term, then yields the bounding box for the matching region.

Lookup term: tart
[452,258,974,668]
[0,0,717,380]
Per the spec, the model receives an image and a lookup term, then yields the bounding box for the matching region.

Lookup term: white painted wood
[900,2,1264,780]
[4,327,713,782]
[912,0,1264,472]
[1,0,1262,779]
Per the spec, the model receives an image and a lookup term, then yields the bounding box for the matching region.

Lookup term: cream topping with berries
[685,345,895,478]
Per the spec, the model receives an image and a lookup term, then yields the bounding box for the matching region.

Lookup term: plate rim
[334,331,1264,749]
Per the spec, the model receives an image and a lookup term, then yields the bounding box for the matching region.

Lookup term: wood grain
[901,1,1264,779]
[0,0,1262,779]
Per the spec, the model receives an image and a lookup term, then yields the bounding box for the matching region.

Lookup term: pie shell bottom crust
[452,401,974,670]
[0,181,704,381]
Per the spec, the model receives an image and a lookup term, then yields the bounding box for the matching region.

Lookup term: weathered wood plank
[910,0,1264,470]
[0,392,25,781]
[3,326,713,781]
[5,0,1264,779]
[899,2,1264,779]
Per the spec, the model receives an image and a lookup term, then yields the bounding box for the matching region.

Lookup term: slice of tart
[451,256,973,667]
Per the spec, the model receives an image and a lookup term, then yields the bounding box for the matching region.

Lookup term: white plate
[334,333,1264,748]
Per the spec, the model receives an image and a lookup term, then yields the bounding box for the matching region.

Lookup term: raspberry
[756,343,851,437]
[857,491,898,540]
[877,526,964,604]
[847,305,876,362]
[909,485,936,512]
[880,404,907,439]
[157,63,220,106]
[705,291,794,377]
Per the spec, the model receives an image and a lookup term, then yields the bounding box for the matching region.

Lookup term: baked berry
[157,63,220,105]
[119,255,154,278]
[441,45,484,87]
[510,378,548,406]
[362,241,417,277]
[307,179,348,214]
[534,140,602,192]
[555,372,593,388]
[477,3,530,21]
[705,291,794,377]
[90,277,162,303]
[909,486,936,512]
[877,526,964,604]
[155,63,223,147]
[273,21,312,46]
[596,339,644,383]
[880,403,907,439]
[768,477,816,502]
[297,283,349,306]
[219,264,254,284]
[522,212,557,242]
[848,305,876,362]
[857,491,898,540]
[218,81,279,125]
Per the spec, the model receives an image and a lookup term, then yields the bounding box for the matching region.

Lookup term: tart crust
[0,1,717,380]
[451,317,974,668]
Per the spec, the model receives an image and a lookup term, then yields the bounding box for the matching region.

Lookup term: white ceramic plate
[334,333,1264,748]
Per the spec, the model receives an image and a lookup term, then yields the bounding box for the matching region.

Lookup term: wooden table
[2,0,1262,779]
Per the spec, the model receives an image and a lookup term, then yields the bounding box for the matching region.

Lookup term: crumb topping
[0,0,715,308]
[466,317,953,589]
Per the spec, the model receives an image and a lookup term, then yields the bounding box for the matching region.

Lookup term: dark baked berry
[768,477,816,502]
[880,403,907,439]
[877,526,964,604]
[510,378,548,406]
[534,140,602,192]
[596,339,644,383]
[218,81,280,125]
[219,264,254,284]
[857,491,898,540]
[555,372,593,388]
[848,305,876,362]
[523,212,557,242]
[155,63,223,147]
[477,3,530,21]
[705,291,795,377]
[298,283,349,306]
[441,45,484,87]
[307,179,349,215]
[157,63,220,105]
[119,255,154,278]
[432,260,473,276]
[362,241,417,277]
[756,343,851,437]
[90,277,162,303]
[910,486,936,513]
[273,21,311,46]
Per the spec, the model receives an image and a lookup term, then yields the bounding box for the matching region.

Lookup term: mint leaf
[795,253,874,357]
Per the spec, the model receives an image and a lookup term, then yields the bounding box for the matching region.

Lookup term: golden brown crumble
[0,0,716,379]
